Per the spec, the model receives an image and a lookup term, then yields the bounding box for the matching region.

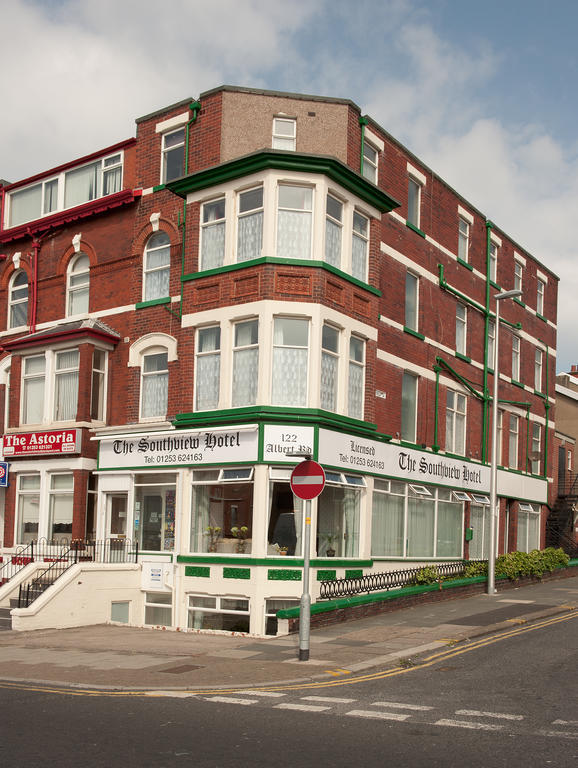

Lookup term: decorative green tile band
[268,569,302,581]
[185,566,210,578]
[345,569,363,579]
[317,570,337,581]
[223,568,251,580]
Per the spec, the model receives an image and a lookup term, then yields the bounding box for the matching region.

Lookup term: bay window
[17,474,40,544]
[325,194,343,267]
[190,468,254,554]
[320,324,339,411]
[54,349,79,421]
[48,473,74,542]
[272,318,308,406]
[351,211,369,281]
[133,473,177,552]
[91,349,107,421]
[140,349,169,419]
[237,187,263,262]
[195,326,221,410]
[232,319,258,407]
[201,198,226,270]
[317,472,363,557]
[22,355,46,424]
[348,336,364,419]
[277,185,312,260]
[9,271,29,329]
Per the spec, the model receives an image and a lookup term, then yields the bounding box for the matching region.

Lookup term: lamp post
[488,288,522,595]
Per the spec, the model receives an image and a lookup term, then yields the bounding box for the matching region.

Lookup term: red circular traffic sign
[290,460,326,500]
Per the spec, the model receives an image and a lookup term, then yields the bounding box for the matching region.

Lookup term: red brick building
[0,86,557,634]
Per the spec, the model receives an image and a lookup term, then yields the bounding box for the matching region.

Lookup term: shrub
[464,561,488,578]
[411,566,440,585]
[495,547,569,580]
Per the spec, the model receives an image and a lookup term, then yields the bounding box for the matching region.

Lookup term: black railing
[0,539,71,584]
[18,547,72,608]
[557,473,578,497]
[319,560,476,600]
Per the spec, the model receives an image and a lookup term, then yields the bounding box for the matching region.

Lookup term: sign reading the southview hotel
[98,427,259,470]
[318,429,491,492]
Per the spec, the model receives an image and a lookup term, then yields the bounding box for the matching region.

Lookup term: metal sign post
[290,459,326,661]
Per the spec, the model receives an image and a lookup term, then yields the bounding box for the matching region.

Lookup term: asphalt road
[0,613,576,768]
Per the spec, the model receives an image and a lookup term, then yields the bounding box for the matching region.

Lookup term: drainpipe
[482,221,494,463]
[432,364,441,451]
[359,117,368,176]
[541,342,550,477]
[25,229,42,334]
[177,100,201,320]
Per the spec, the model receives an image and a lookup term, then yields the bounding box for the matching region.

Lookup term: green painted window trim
[184,566,210,578]
[511,379,525,389]
[490,280,500,290]
[136,297,171,309]
[223,567,251,580]
[182,256,381,297]
[173,405,380,439]
[153,184,166,193]
[166,149,400,214]
[514,298,526,308]
[403,326,425,340]
[345,569,363,579]
[268,569,302,581]
[406,221,426,238]
[455,352,471,363]
[536,312,547,323]
[177,555,373,568]
[316,569,337,581]
[457,258,473,272]
[533,389,546,399]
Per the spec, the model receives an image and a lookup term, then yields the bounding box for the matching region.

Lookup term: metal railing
[18,547,72,608]
[319,560,476,600]
[0,539,71,584]
[557,473,578,497]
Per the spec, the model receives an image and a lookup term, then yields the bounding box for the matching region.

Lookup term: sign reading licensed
[318,429,491,492]
[2,429,81,457]
[98,427,259,470]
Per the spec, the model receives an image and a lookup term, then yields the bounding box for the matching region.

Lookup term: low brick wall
[284,563,578,634]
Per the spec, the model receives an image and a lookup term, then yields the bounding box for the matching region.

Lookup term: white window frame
[232,318,259,407]
[348,335,365,420]
[362,141,378,184]
[188,594,250,633]
[488,319,496,369]
[405,271,418,331]
[143,232,171,302]
[516,503,540,552]
[237,186,264,262]
[140,347,169,421]
[8,270,28,329]
[53,349,80,422]
[401,372,418,443]
[458,216,470,262]
[21,348,81,426]
[195,326,221,411]
[276,184,313,261]
[144,592,173,627]
[512,335,521,381]
[66,252,90,317]
[91,348,107,422]
[161,128,185,184]
[351,210,369,281]
[320,323,340,412]
[489,242,498,283]
[325,193,343,268]
[508,413,519,469]
[531,423,541,475]
[534,348,543,392]
[537,278,545,315]
[272,117,296,151]
[456,303,467,356]
[271,316,310,407]
[48,472,74,542]
[514,260,523,294]
[407,176,422,229]
[7,153,124,229]
[446,390,466,455]
[200,197,226,271]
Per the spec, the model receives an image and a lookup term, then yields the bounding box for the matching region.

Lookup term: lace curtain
[202,222,225,270]
[351,232,367,281]
[54,350,79,421]
[191,486,210,552]
[343,489,359,557]
[277,210,312,260]
[65,162,99,208]
[407,495,435,557]
[371,491,404,557]
[196,353,220,410]
[320,351,337,410]
[272,347,307,405]
[436,499,462,556]
[325,219,341,266]
[142,371,168,418]
[238,211,263,262]
[233,348,258,406]
[469,504,490,559]
[348,362,363,418]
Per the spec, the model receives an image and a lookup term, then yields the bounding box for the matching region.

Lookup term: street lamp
[488,288,522,595]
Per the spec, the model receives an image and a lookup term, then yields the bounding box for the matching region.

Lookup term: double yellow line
[0,609,575,698]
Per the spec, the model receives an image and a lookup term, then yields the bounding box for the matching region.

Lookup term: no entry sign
[290,460,326,500]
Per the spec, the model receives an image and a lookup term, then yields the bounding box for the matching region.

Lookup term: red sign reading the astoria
[2,429,81,457]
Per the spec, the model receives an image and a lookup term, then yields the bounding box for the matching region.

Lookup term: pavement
[0,576,576,692]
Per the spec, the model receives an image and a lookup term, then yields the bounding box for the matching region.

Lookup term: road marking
[538,729,578,740]
[236,691,285,698]
[455,709,524,721]
[372,701,434,711]
[325,668,352,676]
[204,696,257,706]
[346,710,410,721]
[144,691,195,698]
[301,695,356,704]
[552,719,578,726]
[275,703,331,712]
[498,599,535,604]
[435,718,504,731]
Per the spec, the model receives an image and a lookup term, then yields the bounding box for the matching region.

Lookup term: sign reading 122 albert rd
[98,427,259,470]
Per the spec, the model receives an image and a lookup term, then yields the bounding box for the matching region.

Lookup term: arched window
[143,232,170,301]
[9,271,28,329]
[67,253,90,316]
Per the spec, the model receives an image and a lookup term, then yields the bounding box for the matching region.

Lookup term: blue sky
[2,0,577,371]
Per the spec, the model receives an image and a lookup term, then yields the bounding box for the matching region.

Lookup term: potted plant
[324,534,337,557]
[205,525,222,552]
[231,525,249,554]
[274,543,289,556]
